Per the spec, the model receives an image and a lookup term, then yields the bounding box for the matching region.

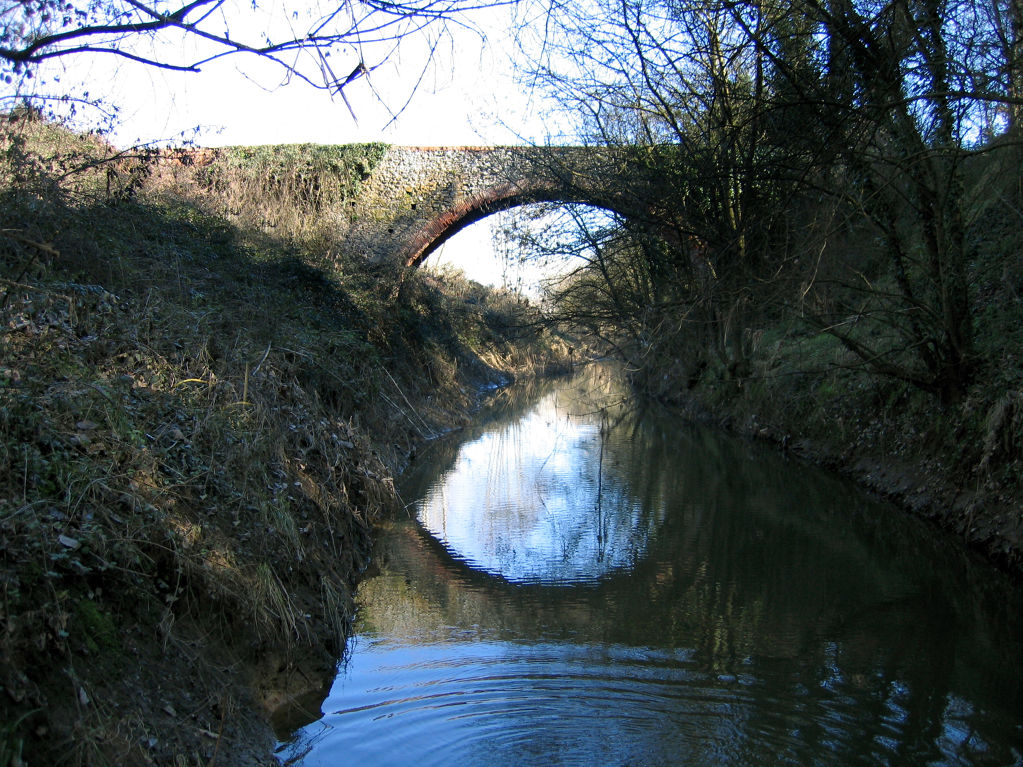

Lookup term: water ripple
[281,640,782,767]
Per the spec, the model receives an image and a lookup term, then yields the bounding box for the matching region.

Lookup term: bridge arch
[341,146,643,270]
[400,181,619,268]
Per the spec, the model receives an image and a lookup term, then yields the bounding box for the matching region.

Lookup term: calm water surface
[277,366,1023,766]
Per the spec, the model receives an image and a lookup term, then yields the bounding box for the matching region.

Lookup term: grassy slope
[0,113,568,765]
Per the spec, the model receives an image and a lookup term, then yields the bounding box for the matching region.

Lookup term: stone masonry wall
[341,146,610,268]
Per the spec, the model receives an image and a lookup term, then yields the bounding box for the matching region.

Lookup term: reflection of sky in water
[416,390,657,584]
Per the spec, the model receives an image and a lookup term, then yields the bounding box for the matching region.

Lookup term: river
[276,365,1023,766]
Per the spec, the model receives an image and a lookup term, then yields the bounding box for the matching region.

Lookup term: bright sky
[48,3,552,149]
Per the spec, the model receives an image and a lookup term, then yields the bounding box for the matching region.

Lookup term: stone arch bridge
[342,145,653,269]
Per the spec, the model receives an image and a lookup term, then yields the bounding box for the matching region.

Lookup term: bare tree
[515,0,1021,402]
[514,0,805,383]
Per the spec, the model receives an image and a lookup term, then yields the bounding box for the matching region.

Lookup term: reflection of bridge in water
[413,387,662,585]
[384,370,942,664]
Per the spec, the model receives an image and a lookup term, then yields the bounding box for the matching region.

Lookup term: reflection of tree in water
[361,498,1023,764]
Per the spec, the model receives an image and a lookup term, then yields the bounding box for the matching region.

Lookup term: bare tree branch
[1,0,515,117]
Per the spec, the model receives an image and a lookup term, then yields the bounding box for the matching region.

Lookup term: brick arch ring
[399,180,623,269]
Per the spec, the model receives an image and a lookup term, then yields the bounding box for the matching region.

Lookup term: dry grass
[148,142,388,254]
